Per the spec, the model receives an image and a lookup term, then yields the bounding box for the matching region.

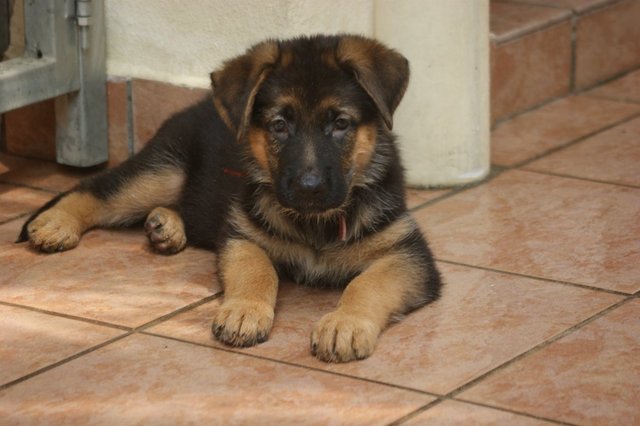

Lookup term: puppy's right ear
[211,40,279,142]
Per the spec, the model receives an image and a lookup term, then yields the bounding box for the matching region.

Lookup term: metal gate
[0,0,107,167]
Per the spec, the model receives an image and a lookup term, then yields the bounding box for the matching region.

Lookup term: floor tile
[491,21,571,122]
[148,263,621,395]
[490,1,570,43]
[413,170,640,293]
[0,153,31,175]
[460,299,640,425]
[589,68,640,104]
[0,305,123,385]
[491,95,640,166]
[0,333,433,425]
[0,219,218,327]
[404,400,556,425]
[526,116,640,186]
[575,0,640,89]
[406,188,449,209]
[0,184,52,223]
[0,155,100,193]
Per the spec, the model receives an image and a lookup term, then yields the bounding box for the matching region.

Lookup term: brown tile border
[491,20,572,122]
[131,79,209,152]
[490,1,572,44]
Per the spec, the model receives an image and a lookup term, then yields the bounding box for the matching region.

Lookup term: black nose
[294,171,326,195]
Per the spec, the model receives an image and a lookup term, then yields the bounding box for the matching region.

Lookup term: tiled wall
[1,79,209,167]
[1,0,639,165]
[491,0,640,123]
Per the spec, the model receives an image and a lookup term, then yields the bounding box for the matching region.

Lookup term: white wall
[105,0,373,88]
[105,0,489,187]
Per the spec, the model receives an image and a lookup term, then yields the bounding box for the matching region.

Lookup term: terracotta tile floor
[1,74,639,424]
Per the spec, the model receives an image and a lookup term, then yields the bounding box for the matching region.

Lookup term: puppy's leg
[145,207,187,254]
[311,251,436,362]
[21,166,185,252]
[212,239,279,347]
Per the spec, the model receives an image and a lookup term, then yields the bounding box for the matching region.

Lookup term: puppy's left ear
[336,36,410,130]
[211,40,279,141]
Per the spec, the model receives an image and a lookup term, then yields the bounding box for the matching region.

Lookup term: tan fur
[27,192,103,252]
[144,207,187,254]
[27,168,185,252]
[213,97,234,131]
[247,127,271,171]
[280,48,294,67]
[212,239,279,347]
[229,201,418,283]
[311,252,425,362]
[211,40,279,137]
[103,168,185,223]
[353,124,377,174]
[336,36,410,130]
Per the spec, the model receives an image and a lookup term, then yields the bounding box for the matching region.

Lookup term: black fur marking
[19,34,442,327]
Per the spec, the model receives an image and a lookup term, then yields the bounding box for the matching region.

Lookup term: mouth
[276,192,346,215]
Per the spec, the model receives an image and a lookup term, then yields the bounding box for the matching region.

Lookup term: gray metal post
[0,0,107,167]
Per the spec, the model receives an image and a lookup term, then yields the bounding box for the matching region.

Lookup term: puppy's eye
[270,118,287,133]
[334,117,350,131]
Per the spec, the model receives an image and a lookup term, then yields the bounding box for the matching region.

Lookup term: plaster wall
[104,0,489,186]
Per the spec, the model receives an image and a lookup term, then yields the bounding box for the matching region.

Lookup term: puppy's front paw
[27,209,82,253]
[212,300,274,347]
[145,207,187,254]
[311,311,381,362]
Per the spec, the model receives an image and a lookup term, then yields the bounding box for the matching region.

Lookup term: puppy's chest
[270,239,362,287]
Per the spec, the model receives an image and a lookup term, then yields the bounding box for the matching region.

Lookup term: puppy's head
[211,35,409,215]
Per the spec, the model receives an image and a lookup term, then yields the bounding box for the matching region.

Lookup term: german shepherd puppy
[18,35,441,362]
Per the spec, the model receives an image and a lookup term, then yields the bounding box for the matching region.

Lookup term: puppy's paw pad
[145,207,187,254]
[212,300,274,347]
[311,311,380,363]
[27,210,81,253]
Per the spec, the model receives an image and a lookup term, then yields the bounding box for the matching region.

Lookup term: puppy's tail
[16,192,67,243]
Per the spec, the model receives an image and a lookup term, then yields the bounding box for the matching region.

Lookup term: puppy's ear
[336,36,409,130]
[211,40,279,141]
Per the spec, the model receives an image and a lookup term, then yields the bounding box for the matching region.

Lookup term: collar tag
[338,214,347,242]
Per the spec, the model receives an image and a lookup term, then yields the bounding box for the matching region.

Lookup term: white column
[374,0,490,187]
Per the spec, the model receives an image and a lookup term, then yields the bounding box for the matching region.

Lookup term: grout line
[584,92,640,106]
[0,211,32,226]
[0,179,60,195]
[491,12,572,47]
[391,297,634,425]
[495,0,574,11]
[387,398,445,425]
[512,110,640,169]
[409,166,509,213]
[0,332,133,391]
[491,92,568,129]
[491,62,640,129]
[0,293,223,391]
[390,397,574,426]
[445,297,634,399]
[521,168,640,190]
[132,292,223,332]
[434,258,634,297]
[140,330,441,398]
[0,300,132,331]
[572,63,640,96]
[569,14,577,92]
[451,399,577,426]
